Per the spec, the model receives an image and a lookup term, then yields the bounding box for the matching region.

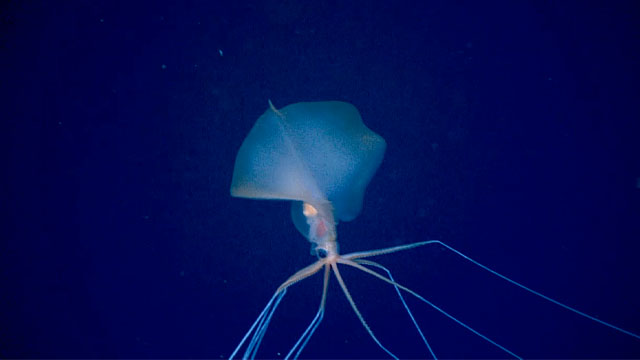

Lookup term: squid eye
[315,248,328,259]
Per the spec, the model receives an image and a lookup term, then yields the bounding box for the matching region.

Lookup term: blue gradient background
[2,1,639,358]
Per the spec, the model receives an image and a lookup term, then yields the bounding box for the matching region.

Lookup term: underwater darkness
[2,0,640,358]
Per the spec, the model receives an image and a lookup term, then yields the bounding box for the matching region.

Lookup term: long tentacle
[286,265,331,360]
[345,239,640,340]
[337,257,521,359]
[431,240,640,340]
[230,260,325,359]
[356,259,437,359]
[331,263,399,359]
[229,288,287,359]
[246,288,286,359]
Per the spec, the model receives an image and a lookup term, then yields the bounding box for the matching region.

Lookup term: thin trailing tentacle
[338,257,521,359]
[430,240,640,340]
[229,288,286,359]
[356,259,437,360]
[331,262,399,359]
[286,265,331,360]
[230,260,325,359]
[246,288,286,359]
[347,239,640,341]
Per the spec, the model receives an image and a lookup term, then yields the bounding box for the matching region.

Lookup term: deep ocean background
[2,1,640,358]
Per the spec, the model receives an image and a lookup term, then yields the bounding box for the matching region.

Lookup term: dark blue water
[3,1,639,358]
